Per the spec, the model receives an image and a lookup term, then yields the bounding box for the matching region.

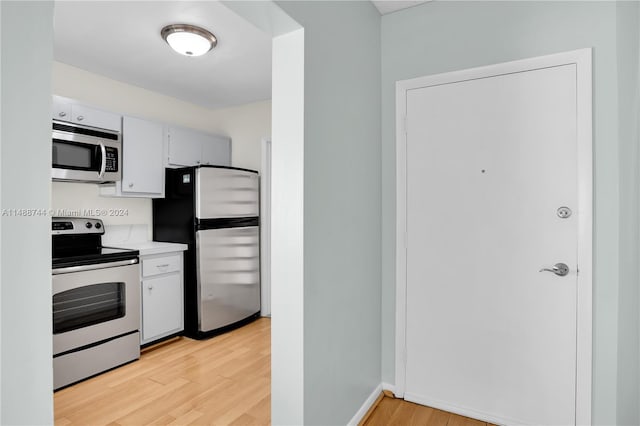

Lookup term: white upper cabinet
[121,116,165,196]
[99,116,165,198]
[201,133,232,166]
[52,96,71,121]
[167,126,202,167]
[71,104,121,131]
[52,95,122,132]
[166,125,231,168]
[53,95,235,200]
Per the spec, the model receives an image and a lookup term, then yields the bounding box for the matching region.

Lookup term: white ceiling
[53,1,431,110]
[372,0,431,15]
[53,1,272,110]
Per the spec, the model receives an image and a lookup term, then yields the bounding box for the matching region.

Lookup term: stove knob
[85,222,93,229]
[95,222,102,229]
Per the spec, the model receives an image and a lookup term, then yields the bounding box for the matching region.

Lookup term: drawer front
[142,253,181,277]
[54,332,139,390]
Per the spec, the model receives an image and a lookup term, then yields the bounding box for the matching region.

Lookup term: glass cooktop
[52,246,139,269]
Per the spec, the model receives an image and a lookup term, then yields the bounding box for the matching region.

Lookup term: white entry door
[398,51,592,426]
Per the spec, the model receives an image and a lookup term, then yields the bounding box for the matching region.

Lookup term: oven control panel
[52,217,105,235]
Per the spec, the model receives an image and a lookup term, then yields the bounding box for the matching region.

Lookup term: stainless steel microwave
[52,120,121,183]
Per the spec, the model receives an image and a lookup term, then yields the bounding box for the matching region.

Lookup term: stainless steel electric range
[52,217,140,390]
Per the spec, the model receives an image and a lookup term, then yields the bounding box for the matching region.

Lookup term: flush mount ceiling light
[161,24,217,57]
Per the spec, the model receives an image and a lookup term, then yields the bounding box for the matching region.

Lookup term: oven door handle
[98,143,107,178]
[53,259,138,275]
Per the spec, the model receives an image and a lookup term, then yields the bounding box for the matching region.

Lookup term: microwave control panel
[105,147,118,172]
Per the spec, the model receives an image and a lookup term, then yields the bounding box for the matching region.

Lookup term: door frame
[394,49,593,424]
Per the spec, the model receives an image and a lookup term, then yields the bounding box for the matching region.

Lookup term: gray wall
[1,1,54,424]
[381,2,636,425]
[616,2,640,425]
[276,2,382,425]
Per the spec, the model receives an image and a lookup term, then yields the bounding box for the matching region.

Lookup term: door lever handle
[539,263,569,277]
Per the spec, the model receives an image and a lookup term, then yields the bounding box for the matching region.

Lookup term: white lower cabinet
[140,252,184,345]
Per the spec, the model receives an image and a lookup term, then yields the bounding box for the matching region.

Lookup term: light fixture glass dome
[161,24,217,57]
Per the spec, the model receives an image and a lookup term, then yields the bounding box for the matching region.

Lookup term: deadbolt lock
[557,207,572,219]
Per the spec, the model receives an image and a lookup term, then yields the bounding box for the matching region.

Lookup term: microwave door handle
[98,143,107,178]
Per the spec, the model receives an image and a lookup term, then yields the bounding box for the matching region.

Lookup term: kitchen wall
[51,182,151,226]
[275,2,382,425]
[51,62,271,228]
[1,2,54,424]
[202,100,271,172]
[381,2,637,425]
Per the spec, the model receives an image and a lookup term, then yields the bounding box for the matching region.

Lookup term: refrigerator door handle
[196,217,259,231]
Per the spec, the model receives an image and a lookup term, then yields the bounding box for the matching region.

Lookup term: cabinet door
[167,126,203,166]
[52,96,71,121]
[122,116,164,195]
[201,134,231,166]
[71,104,121,131]
[142,273,183,341]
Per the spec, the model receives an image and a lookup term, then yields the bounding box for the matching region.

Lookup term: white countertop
[103,224,188,256]
[109,240,188,256]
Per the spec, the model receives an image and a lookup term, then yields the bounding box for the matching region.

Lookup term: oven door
[52,260,139,356]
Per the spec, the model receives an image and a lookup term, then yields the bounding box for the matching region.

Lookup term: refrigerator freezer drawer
[196,226,260,332]
[195,167,259,219]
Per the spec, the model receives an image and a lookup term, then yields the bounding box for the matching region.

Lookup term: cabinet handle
[148,285,154,290]
[77,115,84,121]
[128,182,134,188]
[156,264,169,268]
[58,112,67,117]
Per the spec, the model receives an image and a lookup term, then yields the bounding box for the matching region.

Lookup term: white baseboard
[381,382,396,395]
[347,383,383,426]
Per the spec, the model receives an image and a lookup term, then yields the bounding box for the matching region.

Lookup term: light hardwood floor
[56,318,489,426]
[54,318,270,426]
[362,396,494,426]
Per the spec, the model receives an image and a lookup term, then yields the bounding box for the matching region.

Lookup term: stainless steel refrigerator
[153,165,260,339]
